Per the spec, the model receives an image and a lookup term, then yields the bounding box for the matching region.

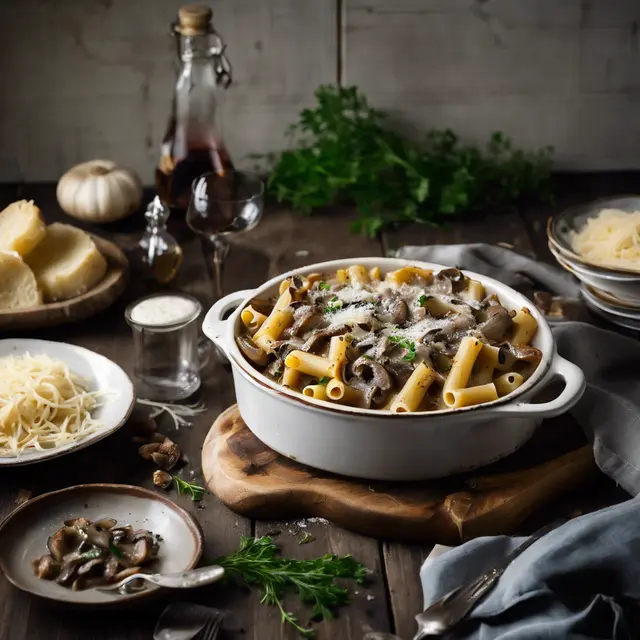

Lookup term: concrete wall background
[1,0,639,183]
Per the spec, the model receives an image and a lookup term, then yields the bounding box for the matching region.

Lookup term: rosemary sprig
[216,536,367,637]
[173,476,208,501]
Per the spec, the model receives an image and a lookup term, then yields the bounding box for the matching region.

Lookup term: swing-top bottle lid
[177,4,213,36]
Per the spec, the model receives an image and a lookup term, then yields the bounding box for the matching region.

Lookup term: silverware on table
[413,520,565,639]
[153,602,226,640]
[97,564,225,593]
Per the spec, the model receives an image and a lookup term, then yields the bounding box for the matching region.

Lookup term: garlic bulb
[56,160,143,223]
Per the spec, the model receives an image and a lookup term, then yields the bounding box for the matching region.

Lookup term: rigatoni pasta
[236,264,542,413]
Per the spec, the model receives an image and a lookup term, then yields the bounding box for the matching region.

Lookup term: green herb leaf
[418,295,427,306]
[317,376,331,385]
[318,282,330,291]
[109,543,122,559]
[173,476,208,502]
[256,85,554,237]
[388,335,417,361]
[215,536,367,636]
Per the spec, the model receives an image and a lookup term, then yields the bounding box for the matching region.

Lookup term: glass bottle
[133,196,183,284]
[156,4,234,217]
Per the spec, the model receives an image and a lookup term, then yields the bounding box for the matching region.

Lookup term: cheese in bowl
[235,265,541,413]
[570,208,640,272]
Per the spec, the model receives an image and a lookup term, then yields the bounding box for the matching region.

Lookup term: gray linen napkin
[395,243,640,639]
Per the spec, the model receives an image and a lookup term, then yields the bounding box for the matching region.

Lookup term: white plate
[581,296,640,331]
[0,339,135,466]
[580,285,640,320]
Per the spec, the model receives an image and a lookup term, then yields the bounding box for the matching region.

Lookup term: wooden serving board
[0,235,129,331]
[202,405,600,544]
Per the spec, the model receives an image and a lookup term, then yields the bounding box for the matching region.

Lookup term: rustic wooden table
[0,175,635,640]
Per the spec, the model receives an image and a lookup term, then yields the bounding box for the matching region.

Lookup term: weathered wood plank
[0,0,337,182]
[251,520,390,640]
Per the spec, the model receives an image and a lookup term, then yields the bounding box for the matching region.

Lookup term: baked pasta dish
[236,265,541,413]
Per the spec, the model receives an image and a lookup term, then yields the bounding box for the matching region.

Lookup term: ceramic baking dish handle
[492,354,586,418]
[202,289,253,352]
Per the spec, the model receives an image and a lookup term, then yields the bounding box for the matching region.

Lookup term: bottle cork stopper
[177,4,212,36]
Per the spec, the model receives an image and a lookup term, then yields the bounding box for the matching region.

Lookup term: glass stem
[211,235,229,301]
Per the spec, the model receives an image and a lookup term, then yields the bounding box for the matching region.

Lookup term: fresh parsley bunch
[258,85,554,237]
[216,536,367,637]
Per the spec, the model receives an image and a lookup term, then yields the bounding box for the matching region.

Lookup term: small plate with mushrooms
[0,484,203,605]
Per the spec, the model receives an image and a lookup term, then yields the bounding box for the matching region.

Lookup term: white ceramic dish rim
[203,257,584,420]
[0,339,135,466]
[547,195,640,277]
[580,285,640,320]
[548,240,640,283]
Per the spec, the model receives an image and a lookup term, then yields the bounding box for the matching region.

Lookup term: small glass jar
[125,293,206,401]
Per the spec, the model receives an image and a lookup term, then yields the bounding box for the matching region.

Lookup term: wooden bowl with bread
[0,200,128,331]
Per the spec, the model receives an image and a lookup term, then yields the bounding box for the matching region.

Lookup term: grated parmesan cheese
[571,208,640,271]
[0,353,103,456]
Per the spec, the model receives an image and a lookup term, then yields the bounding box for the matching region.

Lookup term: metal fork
[198,615,223,640]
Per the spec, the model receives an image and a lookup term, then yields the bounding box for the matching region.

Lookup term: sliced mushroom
[288,305,317,336]
[95,518,117,531]
[152,439,181,470]
[47,527,85,562]
[84,523,112,550]
[432,268,468,295]
[479,305,513,342]
[64,517,91,530]
[376,295,408,325]
[112,567,142,582]
[129,538,153,565]
[351,357,393,391]
[56,552,86,585]
[103,554,120,579]
[236,336,269,366]
[32,555,60,580]
[109,526,134,544]
[502,343,543,365]
[139,442,161,461]
[533,291,553,314]
[302,325,349,352]
[77,557,105,576]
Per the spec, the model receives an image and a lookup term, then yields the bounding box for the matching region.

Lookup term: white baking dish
[202,258,586,481]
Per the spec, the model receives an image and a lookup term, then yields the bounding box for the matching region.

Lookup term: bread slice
[0,251,42,310]
[0,200,47,256]
[26,223,108,302]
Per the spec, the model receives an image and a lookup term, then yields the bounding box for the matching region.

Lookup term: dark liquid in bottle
[155,119,234,217]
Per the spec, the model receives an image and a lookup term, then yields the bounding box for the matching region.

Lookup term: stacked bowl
[547,196,640,331]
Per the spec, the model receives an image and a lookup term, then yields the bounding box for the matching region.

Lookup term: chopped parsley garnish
[318,281,330,291]
[324,296,343,314]
[418,295,427,306]
[388,335,417,361]
[317,376,331,385]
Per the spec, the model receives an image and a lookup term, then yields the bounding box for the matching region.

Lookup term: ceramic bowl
[0,339,135,466]
[202,257,585,481]
[0,484,203,606]
[548,241,640,306]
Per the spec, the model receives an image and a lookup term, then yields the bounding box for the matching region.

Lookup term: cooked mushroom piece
[139,442,161,461]
[433,268,467,294]
[151,439,181,470]
[302,325,349,352]
[288,305,318,336]
[47,527,85,562]
[84,523,112,550]
[376,295,408,325]
[56,552,86,585]
[153,470,173,489]
[236,336,269,366]
[94,518,118,531]
[77,557,105,576]
[103,554,120,579]
[32,555,60,580]
[351,357,393,391]
[64,517,91,529]
[112,567,142,582]
[479,305,513,342]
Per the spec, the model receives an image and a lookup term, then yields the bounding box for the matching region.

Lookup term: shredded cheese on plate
[0,353,103,457]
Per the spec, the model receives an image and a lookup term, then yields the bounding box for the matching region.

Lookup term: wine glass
[186,170,264,300]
